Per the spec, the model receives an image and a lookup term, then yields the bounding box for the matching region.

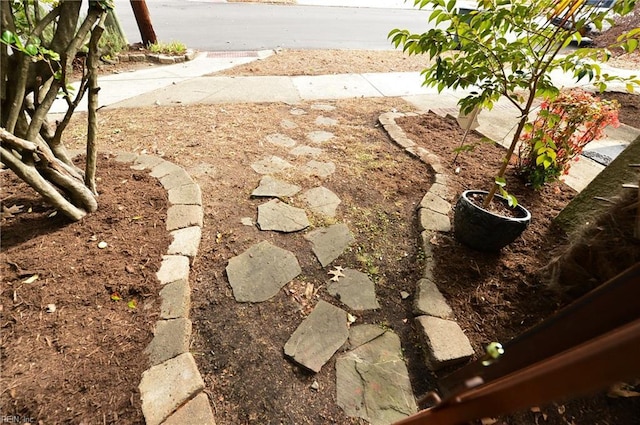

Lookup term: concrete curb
[113,153,215,425]
[379,112,475,370]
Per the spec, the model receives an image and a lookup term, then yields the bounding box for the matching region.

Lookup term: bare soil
[2,46,640,424]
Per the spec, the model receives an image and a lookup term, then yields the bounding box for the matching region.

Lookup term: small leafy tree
[390,0,640,208]
[1,0,113,221]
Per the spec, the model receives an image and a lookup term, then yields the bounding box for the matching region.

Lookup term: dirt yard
[2,25,640,425]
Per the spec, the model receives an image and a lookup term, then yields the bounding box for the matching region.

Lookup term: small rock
[400,291,410,300]
[46,304,56,313]
[241,217,254,226]
[98,241,108,249]
[311,381,320,391]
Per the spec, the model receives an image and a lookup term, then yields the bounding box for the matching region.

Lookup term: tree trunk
[86,13,106,194]
[554,135,640,234]
[0,145,87,221]
[130,0,157,46]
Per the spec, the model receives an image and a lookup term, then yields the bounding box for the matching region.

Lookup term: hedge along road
[112,0,432,51]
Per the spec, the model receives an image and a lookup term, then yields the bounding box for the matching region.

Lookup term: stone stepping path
[284,300,349,373]
[251,175,301,198]
[218,104,424,424]
[257,199,310,232]
[327,268,380,311]
[305,223,354,267]
[226,241,301,302]
[336,325,418,425]
[301,186,341,217]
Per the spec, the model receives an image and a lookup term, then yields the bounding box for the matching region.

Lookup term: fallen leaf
[347,313,356,324]
[127,299,137,309]
[125,265,135,274]
[111,292,122,301]
[481,418,498,425]
[48,211,57,218]
[131,215,143,220]
[304,282,314,299]
[22,274,39,284]
[328,266,345,281]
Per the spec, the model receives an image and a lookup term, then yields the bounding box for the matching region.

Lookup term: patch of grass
[99,30,127,58]
[148,40,187,55]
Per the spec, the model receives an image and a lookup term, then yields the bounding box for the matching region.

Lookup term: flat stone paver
[307,130,335,144]
[251,175,301,198]
[305,223,354,267]
[159,279,191,319]
[336,325,418,424]
[160,168,194,191]
[413,278,453,319]
[301,160,336,178]
[162,392,215,425]
[266,133,297,148]
[281,119,298,129]
[145,318,192,366]
[289,145,323,157]
[139,353,205,425]
[290,107,306,115]
[257,199,310,232]
[156,255,190,285]
[251,155,293,174]
[226,241,302,302]
[166,204,204,231]
[328,268,379,311]
[168,226,202,259]
[419,208,452,232]
[315,116,338,126]
[415,315,474,370]
[420,192,451,215]
[301,186,341,217]
[284,300,349,373]
[168,183,202,206]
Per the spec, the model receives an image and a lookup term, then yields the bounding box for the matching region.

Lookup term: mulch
[1,93,639,424]
[1,155,170,424]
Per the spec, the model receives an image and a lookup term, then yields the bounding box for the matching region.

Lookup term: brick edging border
[378,112,476,371]
[113,153,215,425]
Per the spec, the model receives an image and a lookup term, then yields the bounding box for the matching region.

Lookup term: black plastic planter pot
[454,190,532,251]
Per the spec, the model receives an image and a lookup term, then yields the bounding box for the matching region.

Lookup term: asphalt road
[113,0,430,51]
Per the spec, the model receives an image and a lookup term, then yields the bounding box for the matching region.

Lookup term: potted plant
[389,0,640,251]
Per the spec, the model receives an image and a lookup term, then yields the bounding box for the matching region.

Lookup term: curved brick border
[113,153,215,425]
[379,112,475,371]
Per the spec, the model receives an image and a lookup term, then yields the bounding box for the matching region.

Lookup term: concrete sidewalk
[54,50,639,192]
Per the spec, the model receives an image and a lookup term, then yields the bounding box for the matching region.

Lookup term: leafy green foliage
[518,89,620,189]
[390,0,639,207]
[148,40,187,55]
